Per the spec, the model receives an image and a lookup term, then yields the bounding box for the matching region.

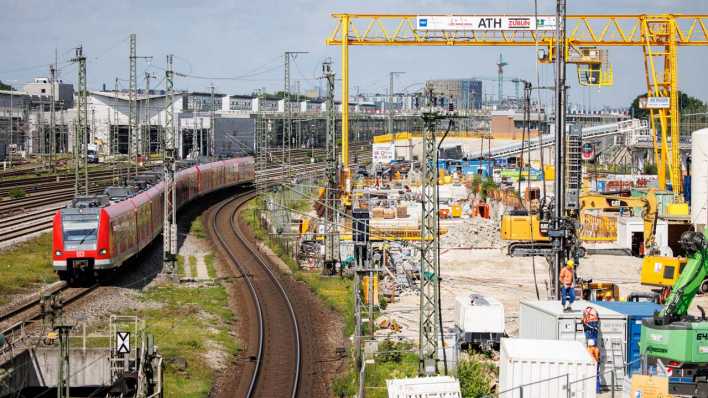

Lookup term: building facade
[426,79,483,110]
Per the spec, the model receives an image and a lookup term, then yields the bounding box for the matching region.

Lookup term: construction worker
[582,306,600,343]
[560,259,576,311]
[587,339,601,393]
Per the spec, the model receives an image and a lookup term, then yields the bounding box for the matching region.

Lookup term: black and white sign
[416,15,556,31]
[117,332,130,354]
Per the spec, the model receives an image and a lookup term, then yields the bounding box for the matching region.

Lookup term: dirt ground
[377,249,708,340]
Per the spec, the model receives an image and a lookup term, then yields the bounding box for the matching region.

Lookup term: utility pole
[323,60,338,272]
[552,0,568,300]
[112,77,120,184]
[128,33,152,177]
[163,54,177,276]
[209,84,215,159]
[144,72,156,156]
[71,46,88,196]
[419,84,441,376]
[49,62,56,173]
[283,51,308,178]
[497,53,508,106]
[388,72,405,134]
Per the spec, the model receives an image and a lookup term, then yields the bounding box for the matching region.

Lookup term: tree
[629,91,708,119]
[456,355,496,398]
[0,80,14,91]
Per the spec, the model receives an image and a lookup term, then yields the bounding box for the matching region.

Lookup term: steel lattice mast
[71,46,88,196]
[323,60,339,267]
[163,54,177,274]
[418,84,441,376]
[129,34,138,178]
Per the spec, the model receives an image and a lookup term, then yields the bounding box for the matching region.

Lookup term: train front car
[52,196,112,282]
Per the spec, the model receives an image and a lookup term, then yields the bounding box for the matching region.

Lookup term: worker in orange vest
[587,339,601,393]
[560,259,576,311]
[583,306,600,342]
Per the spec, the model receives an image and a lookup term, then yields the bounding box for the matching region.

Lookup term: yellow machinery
[579,190,658,253]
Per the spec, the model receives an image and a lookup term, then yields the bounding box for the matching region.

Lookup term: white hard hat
[587,339,596,346]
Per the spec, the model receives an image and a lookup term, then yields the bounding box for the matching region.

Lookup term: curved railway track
[209,192,301,398]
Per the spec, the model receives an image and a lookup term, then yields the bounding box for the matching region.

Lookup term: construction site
[2,1,708,398]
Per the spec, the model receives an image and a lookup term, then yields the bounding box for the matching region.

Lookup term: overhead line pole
[128,33,152,178]
[388,71,405,134]
[70,46,88,196]
[163,54,177,277]
[283,51,308,179]
[49,62,56,173]
[552,0,568,300]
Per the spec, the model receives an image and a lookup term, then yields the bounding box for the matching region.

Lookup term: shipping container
[519,299,626,386]
[454,294,504,350]
[386,376,461,398]
[498,338,597,398]
[592,301,662,377]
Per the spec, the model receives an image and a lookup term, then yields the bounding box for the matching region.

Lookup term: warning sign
[630,375,669,398]
[117,331,130,354]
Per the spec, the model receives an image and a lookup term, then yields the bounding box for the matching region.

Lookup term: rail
[210,192,301,398]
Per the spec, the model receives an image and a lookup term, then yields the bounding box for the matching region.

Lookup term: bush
[456,355,497,398]
[8,187,26,199]
[643,163,658,175]
[376,339,414,363]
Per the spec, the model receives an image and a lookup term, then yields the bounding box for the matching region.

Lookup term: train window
[62,213,99,249]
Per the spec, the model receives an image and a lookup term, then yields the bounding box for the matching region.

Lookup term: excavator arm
[657,231,708,323]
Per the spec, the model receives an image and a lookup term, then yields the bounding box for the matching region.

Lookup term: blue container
[592,301,662,376]
[684,175,692,205]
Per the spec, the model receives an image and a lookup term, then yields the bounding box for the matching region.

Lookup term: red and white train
[52,157,255,280]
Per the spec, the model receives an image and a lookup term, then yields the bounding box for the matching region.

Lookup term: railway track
[209,191,301,398]
[0,282,98,359]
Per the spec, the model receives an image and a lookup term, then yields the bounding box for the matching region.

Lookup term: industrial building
[426,79,484,110]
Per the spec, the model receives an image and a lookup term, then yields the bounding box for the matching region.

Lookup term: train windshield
[62,213,99,250]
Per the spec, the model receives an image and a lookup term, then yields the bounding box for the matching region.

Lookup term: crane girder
[327,14,708,47]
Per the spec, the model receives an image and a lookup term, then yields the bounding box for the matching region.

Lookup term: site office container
[386,376,461,398]
[454,294,505,348]
[519,299,626,386]
[498,338,597,398]
[592,301,662,377]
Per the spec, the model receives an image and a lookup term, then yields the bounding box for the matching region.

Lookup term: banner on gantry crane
[415,15,557,31]
[639,96,670,109]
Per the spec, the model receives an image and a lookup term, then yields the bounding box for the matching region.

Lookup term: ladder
[608,337,625,382]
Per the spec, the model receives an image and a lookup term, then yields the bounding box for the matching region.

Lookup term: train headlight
[54,250,62,257]
[99,249,107,256]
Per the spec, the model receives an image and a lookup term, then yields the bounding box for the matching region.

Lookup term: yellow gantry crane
[327,13,708,194]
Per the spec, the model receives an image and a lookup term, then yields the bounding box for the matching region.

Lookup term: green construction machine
[640,230,708,397]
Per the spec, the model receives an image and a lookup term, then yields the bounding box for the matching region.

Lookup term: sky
[2,0,708,109]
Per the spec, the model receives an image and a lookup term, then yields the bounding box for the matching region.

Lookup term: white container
[519,299,626,385]
[454,293,505,348]
[499,338,597,398]
[387,376,461,398]
[692,128,708,230]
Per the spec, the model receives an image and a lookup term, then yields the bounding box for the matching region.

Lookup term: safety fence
[579,213,618,242]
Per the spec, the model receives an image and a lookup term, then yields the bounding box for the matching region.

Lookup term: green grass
[189,217,206,240]
[204,254,216,278]
[0,233,57,306]
[176,255,185,277]
[332,342,419,398]
[188,255,197,278]
[137,284,238,398]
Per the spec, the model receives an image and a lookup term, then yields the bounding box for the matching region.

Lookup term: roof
[520,299,624,319]
[592,301,662,317]
[501,338,594,363]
